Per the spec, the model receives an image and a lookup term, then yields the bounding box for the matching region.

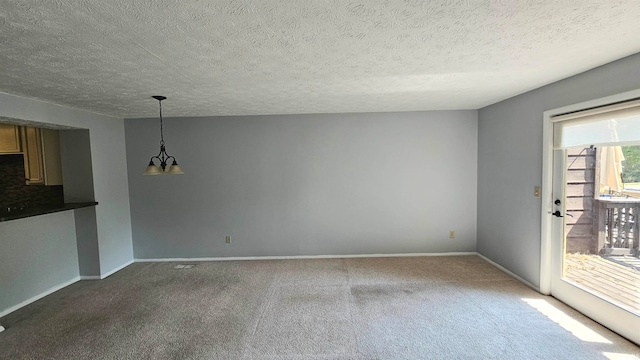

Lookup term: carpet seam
[345,259,365,360]
[242,271,281,359]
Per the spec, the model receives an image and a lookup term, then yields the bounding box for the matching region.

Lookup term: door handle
[551,211,574,218]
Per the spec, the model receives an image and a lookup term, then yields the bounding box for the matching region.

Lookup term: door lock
[551,210,574,218]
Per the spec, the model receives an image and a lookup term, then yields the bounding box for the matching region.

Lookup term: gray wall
[126,111,478,259]
[60,129,95,203]
[0,91,133,314]
[0,211,79,316]
[73,207,101,277]
[60,130,101,277]
[477,53,640,288]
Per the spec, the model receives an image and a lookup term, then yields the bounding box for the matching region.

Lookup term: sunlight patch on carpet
[522,298,612,344]
[602,352,640,360]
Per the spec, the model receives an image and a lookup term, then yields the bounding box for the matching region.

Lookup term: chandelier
[143,96,184,175]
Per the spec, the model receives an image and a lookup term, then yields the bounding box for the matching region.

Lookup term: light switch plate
[534,186,541,198]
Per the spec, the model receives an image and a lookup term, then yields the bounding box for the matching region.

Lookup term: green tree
[622,146,640,183]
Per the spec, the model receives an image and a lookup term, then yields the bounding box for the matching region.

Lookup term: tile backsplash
[0,154,63,211]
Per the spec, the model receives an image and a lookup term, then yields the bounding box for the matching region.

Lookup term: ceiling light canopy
[143,96,184,175]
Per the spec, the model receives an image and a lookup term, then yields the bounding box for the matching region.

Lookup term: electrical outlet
[449,231,455,239]
[534,186,541,198]
[225,236,231,244]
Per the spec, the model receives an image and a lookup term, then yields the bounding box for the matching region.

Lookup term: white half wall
[126,111,478,258]
[0,92,134,276]
[0,211,79,316]
[477,52,640,288]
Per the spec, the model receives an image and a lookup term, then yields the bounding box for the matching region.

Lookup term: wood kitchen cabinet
[0,124,63,185]
[0,123,21,153]
[21,126,45,184]
[22,127,63,185]
[40,128,63,185]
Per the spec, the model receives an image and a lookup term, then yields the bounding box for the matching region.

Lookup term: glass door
[550,137,640,345]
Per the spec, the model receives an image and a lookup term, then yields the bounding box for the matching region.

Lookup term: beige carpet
[0,255,638,359]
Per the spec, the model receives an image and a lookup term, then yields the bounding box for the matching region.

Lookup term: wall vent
[173,264,196,269]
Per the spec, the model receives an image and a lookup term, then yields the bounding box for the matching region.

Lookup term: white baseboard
[79,260,134,280]
[79,275,101,280]
[477,253,540,292]
[0,277,81,319]
[135,252,478,263]
[98,260,134,279]
[0,259,135,319]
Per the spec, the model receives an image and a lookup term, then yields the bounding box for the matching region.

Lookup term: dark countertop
[0,202,98,222]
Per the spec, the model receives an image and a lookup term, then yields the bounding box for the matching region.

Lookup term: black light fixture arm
[147,144,179,171]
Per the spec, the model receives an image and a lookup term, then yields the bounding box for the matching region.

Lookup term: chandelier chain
[159,99,164,145]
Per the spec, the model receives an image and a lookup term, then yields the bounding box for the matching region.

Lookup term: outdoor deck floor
[565,254,640,314]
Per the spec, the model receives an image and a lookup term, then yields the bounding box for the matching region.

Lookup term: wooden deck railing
[596,198,640,256]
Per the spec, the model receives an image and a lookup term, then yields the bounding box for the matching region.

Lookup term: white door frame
[540,88,640,294]
[540,89,640,345]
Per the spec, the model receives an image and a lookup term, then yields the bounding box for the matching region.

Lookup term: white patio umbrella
[599,146,625,193]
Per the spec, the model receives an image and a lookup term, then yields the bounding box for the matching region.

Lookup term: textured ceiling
[1,1,640,119]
